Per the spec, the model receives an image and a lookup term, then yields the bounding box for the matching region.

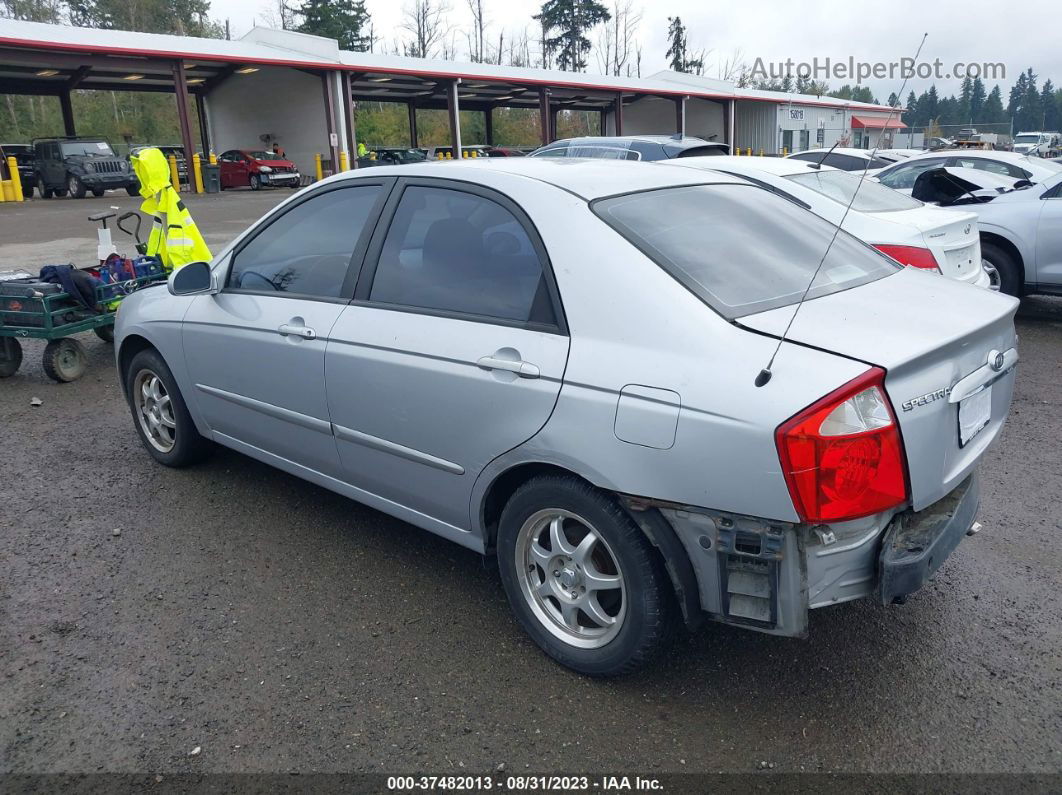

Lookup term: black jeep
[33,137,137,199]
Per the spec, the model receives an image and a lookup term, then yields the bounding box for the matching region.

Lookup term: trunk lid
[877,204,982,283]
[739,267,1019,510]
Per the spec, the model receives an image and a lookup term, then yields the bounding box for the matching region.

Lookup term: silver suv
[116,159,1018,675]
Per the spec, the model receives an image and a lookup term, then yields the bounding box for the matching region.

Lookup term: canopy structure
[851,114,907,129]
[0,20,904,166]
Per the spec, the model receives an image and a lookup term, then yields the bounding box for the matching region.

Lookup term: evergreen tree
[969,77,986,124]
[1008,70,1028,120]
[296,0,372,51]
[957,76,972,123]
[534,0,610,72]
[902,90,918,126]
[982,85,1005,125]
[1018,68,1042,130]
[887,92,899,107]
[664,16,702,74]
[1044,80,1060,131]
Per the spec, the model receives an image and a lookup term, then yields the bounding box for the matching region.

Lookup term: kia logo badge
[988,350,1005,371]
[964,224,972,235]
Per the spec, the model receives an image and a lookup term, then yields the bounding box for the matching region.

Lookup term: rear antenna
[755,32,928,388]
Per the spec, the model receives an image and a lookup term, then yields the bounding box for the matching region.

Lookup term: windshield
[786,169,922,212]
[247,151,276,160]
[61,141,114,157]
[594,183,899,319]
[1014,134,1042,144]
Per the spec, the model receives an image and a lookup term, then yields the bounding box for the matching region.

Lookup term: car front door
[1035,180,1062,286]
[181,179,392,477]
[323,179,570,532]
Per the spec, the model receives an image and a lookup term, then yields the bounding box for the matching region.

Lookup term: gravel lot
[1,193,1060,779]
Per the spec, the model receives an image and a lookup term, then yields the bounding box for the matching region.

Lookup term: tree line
[3,0,1061,149]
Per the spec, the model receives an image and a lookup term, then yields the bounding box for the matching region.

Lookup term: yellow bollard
[782,147,788,157]
[2,180,14,201]
[0,179,7,202]
[192,153,204,194]
[167,154,180,191]
[734,147,740,156]
[436,151,445,160]
[314,153,323,181]
[339,151,349,172]
[470,149,478,158]
[758,148,764,157]
[6,156,23,201]
[209,151,217,165]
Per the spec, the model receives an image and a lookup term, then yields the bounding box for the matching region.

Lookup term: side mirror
[168,261,217,296]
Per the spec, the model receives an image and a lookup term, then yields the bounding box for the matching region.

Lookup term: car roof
[676,155,831,177]
[333,157,745,201]
[551,135,719,150]
[888,149,1061,174]
[789,147,877,159]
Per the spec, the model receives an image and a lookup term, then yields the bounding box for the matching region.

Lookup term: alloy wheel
[133,369,176,453]
[515,509,627,649]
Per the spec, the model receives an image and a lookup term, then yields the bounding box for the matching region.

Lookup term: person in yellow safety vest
[357,141,368,158]
[130,147,211,271]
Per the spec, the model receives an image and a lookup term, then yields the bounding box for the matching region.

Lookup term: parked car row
[116,146,1019,676]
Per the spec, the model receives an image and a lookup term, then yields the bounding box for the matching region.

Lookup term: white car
[671,156,990,289]
[876,150,1062,193]
[875,148,923,163]
[786,147,894,172]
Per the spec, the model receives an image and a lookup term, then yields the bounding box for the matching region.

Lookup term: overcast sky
[209,0,1058,100]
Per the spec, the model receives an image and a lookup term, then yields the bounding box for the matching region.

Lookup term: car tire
[93,325,115,344]
[42,338,88,382]
[39,175,52,199]
[126,185,139,197]
[53,187,68,198]
[125,348,213,467]
[0,337,22,378]
[981,241,1020,296]
[496,475,674,676]
[91,188,105,197]
[67,174,87,199]
[249,174,261,191]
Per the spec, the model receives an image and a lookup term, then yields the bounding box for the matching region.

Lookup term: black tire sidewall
[981,241,1020,296]
[497,477,671,676]
[125,348,210,467]
[0,337,22,377]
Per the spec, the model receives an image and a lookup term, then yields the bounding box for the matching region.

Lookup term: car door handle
[278,323,316,340]
[477,355,540,378]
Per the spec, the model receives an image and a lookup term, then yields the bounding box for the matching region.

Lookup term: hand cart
[0,210,167,382]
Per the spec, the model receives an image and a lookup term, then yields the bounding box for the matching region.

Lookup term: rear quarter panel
[471,189,871,527]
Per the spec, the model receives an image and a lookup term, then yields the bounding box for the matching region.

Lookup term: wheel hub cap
[133,369,176,454]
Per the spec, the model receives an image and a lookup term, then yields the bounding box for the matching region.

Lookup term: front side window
[594,183,898,319]
[787,169,922,212]
[370,186,555,325]
[228,185,382,298]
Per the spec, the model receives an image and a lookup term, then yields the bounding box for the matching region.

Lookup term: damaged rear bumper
[623,471,980,637]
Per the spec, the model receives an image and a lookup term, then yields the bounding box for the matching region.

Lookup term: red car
[217,149,300,190]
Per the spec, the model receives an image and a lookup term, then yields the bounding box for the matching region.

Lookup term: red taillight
[873,244,941,272]
[776,367,908,523]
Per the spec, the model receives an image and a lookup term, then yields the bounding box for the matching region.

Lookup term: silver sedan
[116,159,1019,675]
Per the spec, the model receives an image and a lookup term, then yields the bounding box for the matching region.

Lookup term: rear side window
[593,184,898,319]
[676,146,726,158]
[369,186,556,325]
[878,159,946,189]
[228,185,381,298]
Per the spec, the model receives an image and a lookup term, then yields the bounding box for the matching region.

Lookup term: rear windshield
[786,169,922,212]
[60,141,114,157]
[593,184,899,319]
[676,146,726,158]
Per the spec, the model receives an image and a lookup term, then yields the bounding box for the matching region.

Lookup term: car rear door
[1034,180,1062,286]
[323,178,570,531]
[181,179,392,477]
